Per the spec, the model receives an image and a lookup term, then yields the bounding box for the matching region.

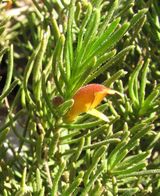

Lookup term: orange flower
[2,0,12,10]
[65,84,116,122]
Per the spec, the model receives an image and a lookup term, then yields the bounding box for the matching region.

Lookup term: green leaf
[0,128,9,147]
[128,8,148,31]
[107,131,130,171]
[116,151,150,170]
[0,79,20,104]
[2,44,13,94]
[51,161,66,196]
[81,165,105,196]
[112,162,147,175]
[128,61,143,108]
[86,17,121,59]
[33,27,50,100]
[103,69,127,87]
[89,22,130,58]
[65,0,76,79]
[86,45,134,83]
[139,90,160,115]
[99,0,119,35]
[139,59,150,105]
[63,172,84,196]
[73,8,101,76]
[84,146,106,185]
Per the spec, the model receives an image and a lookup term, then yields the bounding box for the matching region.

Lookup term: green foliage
[0,0,160,195]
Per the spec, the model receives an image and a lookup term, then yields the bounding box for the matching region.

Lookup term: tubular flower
[65,84,116,122]
[3,0,12,10]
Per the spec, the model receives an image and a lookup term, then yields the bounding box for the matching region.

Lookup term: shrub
[0,0,160,195]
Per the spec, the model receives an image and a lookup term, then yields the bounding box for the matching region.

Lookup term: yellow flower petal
[91,88,114,109]
[87,109,109,122]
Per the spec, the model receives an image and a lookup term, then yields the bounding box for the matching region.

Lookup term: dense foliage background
[0,0,160,195]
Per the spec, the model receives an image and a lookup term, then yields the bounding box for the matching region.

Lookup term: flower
[3,0,12,10]
[65,84,116,122]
